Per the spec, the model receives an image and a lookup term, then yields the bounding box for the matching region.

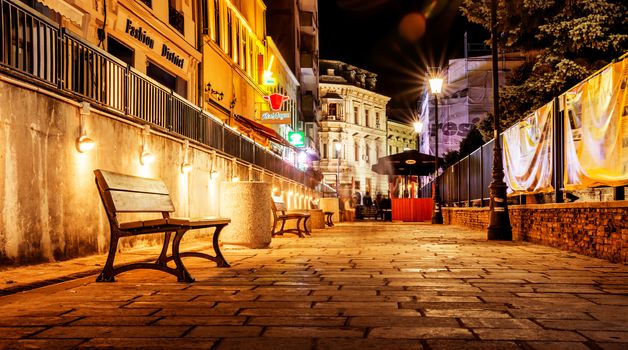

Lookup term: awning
[38,0,84,26]
[371,149,443,176]
[233,114,298,151]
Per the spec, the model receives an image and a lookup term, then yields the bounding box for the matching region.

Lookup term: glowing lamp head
[76,135,96,153]
[428,77,443,94]
[334,141,342,152]
[231,175,240,182]
[181,163,192,174]
[210,170,220,180]
[140,150,155,165]
[413,121,424,133]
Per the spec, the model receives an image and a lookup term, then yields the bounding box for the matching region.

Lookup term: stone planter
[219,181,272,248]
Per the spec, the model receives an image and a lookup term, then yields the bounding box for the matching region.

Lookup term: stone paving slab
[0,222,627,349]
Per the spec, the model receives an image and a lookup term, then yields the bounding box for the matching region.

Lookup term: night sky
[319,0,485,123]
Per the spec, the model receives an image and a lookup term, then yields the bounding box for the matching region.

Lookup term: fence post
[553,96,564,203]
[57,28,63,90]
[480,144,484,207]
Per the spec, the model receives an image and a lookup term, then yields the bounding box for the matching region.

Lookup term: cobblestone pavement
[1,222,627,349]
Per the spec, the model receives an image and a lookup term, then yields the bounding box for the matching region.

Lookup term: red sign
[263,93,290,111]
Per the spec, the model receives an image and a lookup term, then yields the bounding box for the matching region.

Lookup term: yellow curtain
[564,58,628,189]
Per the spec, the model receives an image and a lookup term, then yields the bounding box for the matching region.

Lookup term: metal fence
[0,0,307,186]
[422,58,627,206]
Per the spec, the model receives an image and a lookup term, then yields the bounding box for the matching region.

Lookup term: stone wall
[0,76,311,266]
[443,201,628,263]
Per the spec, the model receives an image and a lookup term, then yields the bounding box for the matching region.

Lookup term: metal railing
[0,0,308,186]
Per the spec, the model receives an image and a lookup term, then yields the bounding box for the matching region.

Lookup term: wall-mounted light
[140,125,155,165]
[76,102,95,153]
[181,140,192,174]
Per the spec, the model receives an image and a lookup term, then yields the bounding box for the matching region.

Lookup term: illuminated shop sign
[124,19,185,69]
[261,111,291,124]
[263,93,290,111]
[288,132,305,147]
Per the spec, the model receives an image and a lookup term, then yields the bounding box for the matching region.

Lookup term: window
[107,36,134,67]
[235,19,240,64]
[147,61,187,98]
[354,143,359,161]
[365,110,370,127]
[213,0,221,45]
[365,145,370,163]
[353,106,359,124]
[375,112,381,128]
[227,10,233,56]
[169,0,184,35]
[322,143,328,159]
[139,0,152,8]
[328,103,337,117]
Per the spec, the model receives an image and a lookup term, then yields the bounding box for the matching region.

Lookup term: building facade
[202,0,301,159]
[417,54,524,156]
[265,0,321,156]
[387,120,417,155]
[318,60,390,200]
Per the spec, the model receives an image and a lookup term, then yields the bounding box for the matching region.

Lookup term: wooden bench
[271,197,311,237]
[94,169,231,283]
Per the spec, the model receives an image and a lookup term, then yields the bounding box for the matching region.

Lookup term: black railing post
[553,96,564,203]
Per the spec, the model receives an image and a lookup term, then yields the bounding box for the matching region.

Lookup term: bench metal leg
[171,230,195,283]
[302,216,311,236]
[156,232,173,266]
[96,230,120,282]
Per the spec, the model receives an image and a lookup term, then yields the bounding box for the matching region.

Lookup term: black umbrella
[371,149,443,176]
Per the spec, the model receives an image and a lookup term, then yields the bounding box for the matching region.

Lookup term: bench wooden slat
[97,170,170,194]
[109,191,175,213]
[142,217,231,228]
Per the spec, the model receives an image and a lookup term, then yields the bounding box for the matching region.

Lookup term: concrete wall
[443,201,628,263]
[0,76,311,266]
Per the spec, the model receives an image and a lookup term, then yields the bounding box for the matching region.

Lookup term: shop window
[146,61,187,98]
[107,36,134,67]
[169,0,184,35]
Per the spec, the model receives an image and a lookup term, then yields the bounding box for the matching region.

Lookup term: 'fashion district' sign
[120,17,186,70]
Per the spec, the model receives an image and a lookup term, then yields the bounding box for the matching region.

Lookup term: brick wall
[443,201,628,263]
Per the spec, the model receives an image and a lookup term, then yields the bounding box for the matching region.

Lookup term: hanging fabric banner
[564,58,628,189]
[502,101,554,194]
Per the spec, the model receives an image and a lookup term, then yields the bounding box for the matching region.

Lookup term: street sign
[288,131,305,147]
[261,111,291,124]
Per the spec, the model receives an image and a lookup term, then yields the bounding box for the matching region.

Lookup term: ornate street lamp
[428,73,443,224]
[487,0,512,240]
[334,140,342,198]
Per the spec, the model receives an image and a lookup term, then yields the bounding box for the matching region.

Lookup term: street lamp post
[487,0,512,240]
[334,140,342,198]
[428,75,443,224]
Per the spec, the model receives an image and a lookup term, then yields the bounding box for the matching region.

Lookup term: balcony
[169,5,184,35]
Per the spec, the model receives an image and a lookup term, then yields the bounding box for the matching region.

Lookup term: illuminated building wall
[387,120,417,155]
[318,60,390,200]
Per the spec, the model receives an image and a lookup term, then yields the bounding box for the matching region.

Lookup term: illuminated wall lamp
[76,102,95,153]
[180,140,192,174]
[140,125,155,165]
